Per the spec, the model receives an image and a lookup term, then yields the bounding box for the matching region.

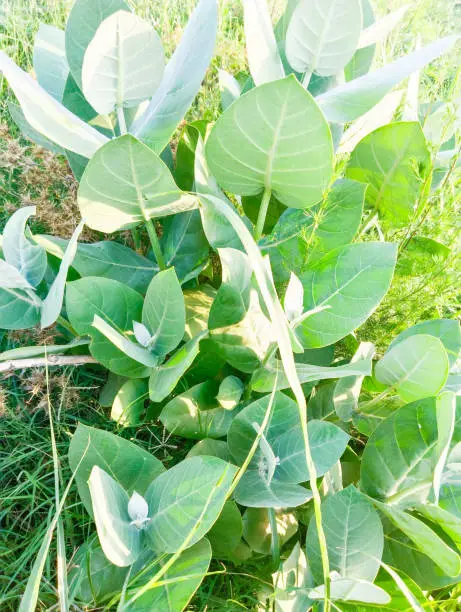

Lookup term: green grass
[0,0,460,609]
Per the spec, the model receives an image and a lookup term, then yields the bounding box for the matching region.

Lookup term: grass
[0,0,460,609]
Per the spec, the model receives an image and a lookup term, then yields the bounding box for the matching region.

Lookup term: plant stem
[131,226,142,252]
[302,68,313,89]
[0,355,97,374]
[268,508,280,569]
[57,315,78,337]
[254,187,271,241]
[145,219,166,270]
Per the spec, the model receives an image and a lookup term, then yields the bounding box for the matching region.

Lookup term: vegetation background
[0,0,460,609]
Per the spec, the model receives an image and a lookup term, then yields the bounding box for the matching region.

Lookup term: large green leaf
[62,73,97,122]
[205,76,333,209]
[145,456,237,553]
[208,248,252,329]
[317,36,458,123]
[234,471,312,508]
[33,24,69,102]
[389,319,461,370]
[149,331,207,402]
[309,579,390,605]
[243,508,298,554]
[297,242,397,348]
[36,235,156,294]
[131,0,218,153]
[261,179,366,273]
[81,11,164,115]
[346,122,430,227]
[0,50,108,157]
[160,381,234,439]
[375,334,449,403]
[208,501,243,558]
[65,0,129,89]
[125,539,211,611]
[2,206,46,288]
[306,486,383,582]
[243,0,284,85]
[334,341,375,422]
[228,391,349,482]
[88,466,143,567]
[111,378,148,427]
[68,423,165,516]
[286,0,362,77]
[415,503,461,553]
[142,268,185,358]
[0,286,41,330]
[344,0,375,81]
[66,277,150,378]
[360,398,439,507]
[8,101,65,154]
[78,135,196,233]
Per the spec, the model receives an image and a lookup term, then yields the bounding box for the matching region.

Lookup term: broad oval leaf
[205,76,333,209]
[306,485,383,582]
[0,50,108,157]
[33,24,69,102]
[297,242,397,348]
[78,135,195,233]
[208,501,243,558]
[65,0,129,88]
[145,456,237,553]
[2,206,46,288]
[68,422,165,516]
[360,398,439,506]
[286,0,362,77]
[111,378,148,427]
[89,466,142,567]
[82,11,164,115]
[375,334,449,403]
[160,381,234,439]
[142,268,185,358]
[66,277,150,378]
[346,122,431,227]
[131,0,218,153]
[309,578,391,605]
[0,284,41,330]
[234,471,312,508]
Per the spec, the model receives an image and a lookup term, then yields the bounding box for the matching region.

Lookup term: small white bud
[128,491,149,529]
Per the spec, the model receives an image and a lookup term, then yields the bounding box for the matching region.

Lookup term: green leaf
[131,0,218,153]
[309,579,391,605]
[33,24,69,102]
[334,342,375,422]
[346,122,431,227]
[389,319,461,370]
[272,542,313,611]
[142,268,185,357]
[66,277,150,378]
[208,501,243,558]
[234,471,312,508]
[81,11,164,115]
[286,0,363,77]
[297,242,397,348]
[396,236,451,277]
[65,0,129,89]
[357,5,409,49]
[0,339,89,362]
[8,102,65,154]
[243,0,284,85]
[68,422,165,516]
[0,284,41,330]
[62,73,97,122]
[187,438,231,461]
[218,69,241,110]
[41,220,84,329]
[318,36,459,123]
[433,392,457,503]
[92,314,159,367]
[375,334,449,402]
[0,50,108,157]
[35,235,156,294]
[210,288,275,373]
[149,332,207,402]
[344,0,375,81]
[160,381,234,439]
[88,466,142,567]
[217,375,244,410]
[2,206,47,287]
[124,539,211,611]
[111,378,148,427]
[0,260,33,290]
[228,392,349,482]
[360,398,440,507]
[306,486,383,582]
[78,135,195,233]
[243,507,298,554]
[209,248,252,329]
[145,456,237,553]
[160,211,210,283]
[261,179,366,274]
[379,504,461,577]
[415,503,461,553]
[205,76,333,209]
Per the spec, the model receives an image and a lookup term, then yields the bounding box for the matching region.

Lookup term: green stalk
[145,219,166,270]
[56,315,78,337]
[302,68,313,89]
[254,187,271,241]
